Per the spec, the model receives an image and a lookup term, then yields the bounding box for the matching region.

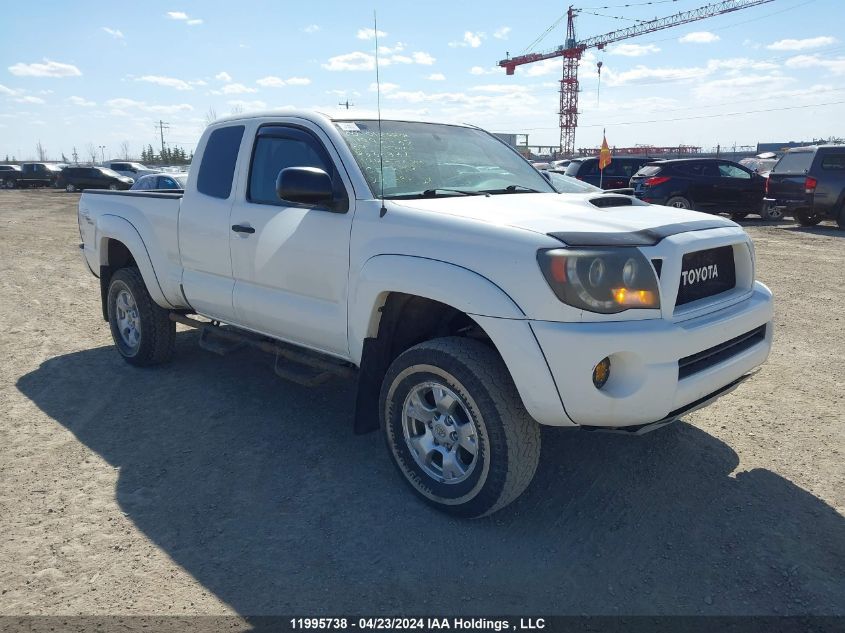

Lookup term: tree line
[140,145,192,166]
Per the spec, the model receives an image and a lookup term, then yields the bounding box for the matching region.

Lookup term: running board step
[171,313,356,386]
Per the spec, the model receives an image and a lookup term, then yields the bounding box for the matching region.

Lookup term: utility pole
[98,145,106,163]
[155,120,170,157]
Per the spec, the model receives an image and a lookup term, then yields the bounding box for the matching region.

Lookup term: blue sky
[1,0,844,161]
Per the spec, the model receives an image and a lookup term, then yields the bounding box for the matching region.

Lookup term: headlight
[537,247,661,313]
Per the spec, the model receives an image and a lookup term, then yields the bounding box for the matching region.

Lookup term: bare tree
[120,141,131,160]
[229,103,243,116]
[86,143,97,165]
[36,141,47,161]
[204,106,217,127]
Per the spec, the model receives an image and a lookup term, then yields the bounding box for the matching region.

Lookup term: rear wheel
[65,183,76,193]
[381,337,540,518]
[761,205,784,221]
[107,267,175,366]
[794,210,822,226]
[5,179,16,189]
[108,184,118,191]
[666,196,692,210]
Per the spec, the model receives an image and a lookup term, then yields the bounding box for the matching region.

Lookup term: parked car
[546,171,602,193]
[629,158,770,219]
[130,173,188,191]
[565,156,655,190]
[58,167,134,192]
[0,164,22,188]
[7,162,63,188]
[739,152,778,175]
[103,161,158,180]
[77,111,772,517]
[764,145,845,228]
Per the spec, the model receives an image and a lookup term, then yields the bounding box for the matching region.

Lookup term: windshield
[99,168,122,178]
[547,172,602,193]
[335,120,554,198]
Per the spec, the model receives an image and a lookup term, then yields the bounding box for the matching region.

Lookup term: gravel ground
[0,189,843,616]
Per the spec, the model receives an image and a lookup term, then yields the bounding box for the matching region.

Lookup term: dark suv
[0,165,22,188]
[764,145,845,228]
[629,158,768,219]
[11,163,63,188]
[564,156,654,190]
[57,167,134,192]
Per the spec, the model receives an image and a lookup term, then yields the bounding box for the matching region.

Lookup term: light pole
[98,145,106,163]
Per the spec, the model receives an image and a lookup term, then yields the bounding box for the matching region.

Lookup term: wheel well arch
[353,291,496,434]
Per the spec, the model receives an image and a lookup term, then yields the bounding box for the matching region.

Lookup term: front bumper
[528,282,773,427]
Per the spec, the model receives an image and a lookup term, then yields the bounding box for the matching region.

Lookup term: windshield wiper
[480,184,542,195]
[383,188,484,200]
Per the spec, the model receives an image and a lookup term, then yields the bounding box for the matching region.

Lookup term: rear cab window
[634,165,662,177]
[772,150,814,174]
[197,125,245,199]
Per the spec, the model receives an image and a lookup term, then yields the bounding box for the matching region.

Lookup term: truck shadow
[16,332,845,615]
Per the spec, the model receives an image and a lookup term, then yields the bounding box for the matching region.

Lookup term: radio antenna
[374,10,387,217]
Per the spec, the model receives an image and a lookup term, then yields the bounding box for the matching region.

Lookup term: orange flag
[599,130,612,171]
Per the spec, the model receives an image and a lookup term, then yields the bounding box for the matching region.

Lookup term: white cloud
[68,96,96,107]
[785,54,845,74]
[0,84,20,96]
[767,36,836,51]
[378,42,405,55]
[427,73,446,81]
[166,11,202,25]
[323,52,375,71]
[524,58,561,77]
[101,27,124,40]
[215,83,257,95]
[357,28,386,40]
[493,27,511,40]
[450,31,484,48]
[368,82,400,93]
[105,98,193,114]
[214,71,232,82]
[609,43,660,57]
[8,59,82,78]
[136,75,194,90]
[470,66,499,75]
[303,24,320,34]
[16,95,44,104]
[679,31,720,44]
[323,50,435,71]
[256,76,312,87]
[412,51,436,65]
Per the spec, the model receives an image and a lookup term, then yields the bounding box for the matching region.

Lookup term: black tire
[380,336,540,518]
[761,205,784,221]
[6,179,16,189]
[65,183,76,193]
[107,267,175,366]
[794,210,822,226]
[730,212,749,220]
[666,196,693,210]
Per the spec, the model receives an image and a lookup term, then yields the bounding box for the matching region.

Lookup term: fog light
[593,357,611,389]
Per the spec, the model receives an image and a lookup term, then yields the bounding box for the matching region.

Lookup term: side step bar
[170,313,356,387]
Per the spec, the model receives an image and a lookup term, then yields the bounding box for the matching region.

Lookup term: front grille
[678,325,766,379]
[676,245,736,307]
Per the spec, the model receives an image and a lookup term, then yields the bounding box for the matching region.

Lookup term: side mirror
[276,167,333,207]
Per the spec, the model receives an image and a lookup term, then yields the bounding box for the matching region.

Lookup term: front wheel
[5,179,15,189]
[761,205,784,221]
[107,267,175,366]
[381,337,540,518]
[65,183,76,193]
[108,184,118,191]
[794,210,822,226]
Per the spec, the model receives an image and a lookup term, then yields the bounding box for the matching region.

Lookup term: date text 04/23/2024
[289,618,546,630]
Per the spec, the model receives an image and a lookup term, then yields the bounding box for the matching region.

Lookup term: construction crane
[498,0,775,156]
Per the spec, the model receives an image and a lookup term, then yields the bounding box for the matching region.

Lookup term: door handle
[231,224,255,234]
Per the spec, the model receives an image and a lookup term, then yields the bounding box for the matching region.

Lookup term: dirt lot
[0,189,843,616]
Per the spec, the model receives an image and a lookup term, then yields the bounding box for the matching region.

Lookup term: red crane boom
[498,0,775,155]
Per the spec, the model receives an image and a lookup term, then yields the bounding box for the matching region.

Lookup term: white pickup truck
[78,110,774,517]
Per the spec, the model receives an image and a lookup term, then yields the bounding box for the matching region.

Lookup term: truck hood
[391,192,738,243]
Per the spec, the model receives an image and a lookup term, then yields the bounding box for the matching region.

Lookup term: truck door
[229,123,354,358]
[178,124,246,322]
